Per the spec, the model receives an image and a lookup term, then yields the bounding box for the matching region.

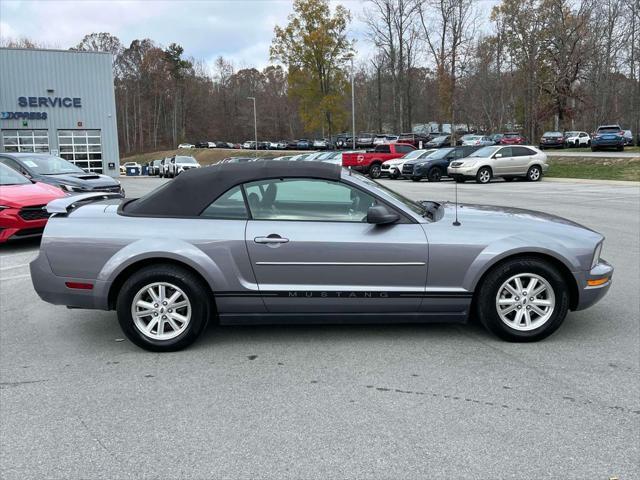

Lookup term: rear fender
[97,238,228,291]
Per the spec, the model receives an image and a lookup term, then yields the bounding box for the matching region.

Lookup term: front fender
[462,233,580,292]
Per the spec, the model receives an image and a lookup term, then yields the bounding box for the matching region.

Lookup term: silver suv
[448,145,548,183]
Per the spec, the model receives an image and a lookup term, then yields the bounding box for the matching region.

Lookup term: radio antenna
[453,179,461,226]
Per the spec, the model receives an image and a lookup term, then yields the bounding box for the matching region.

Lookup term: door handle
[254,235,289,244]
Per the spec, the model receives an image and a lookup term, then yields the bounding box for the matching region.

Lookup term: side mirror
[367,205,400,225]
[494,153,503,158]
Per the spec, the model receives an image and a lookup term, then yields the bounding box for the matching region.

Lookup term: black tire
[389,171,400,180]
[369,163,382,179]
[159,171,164,178]
[475,258,570,342]
[427,167,443,182]
[476,167,492,184]
[526,165,542,182]
[116,264,212,352]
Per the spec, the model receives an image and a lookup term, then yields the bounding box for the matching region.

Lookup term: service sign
[1,95,82,121]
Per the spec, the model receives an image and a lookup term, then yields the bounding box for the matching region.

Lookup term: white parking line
[0,273,31,282]
[0,263,30,271]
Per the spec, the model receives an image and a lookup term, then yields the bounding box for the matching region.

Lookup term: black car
[426,135,451,148]
[402,145,481,182]
[296,139,312,150]
[0,153,123,194]
[539,131,565,149]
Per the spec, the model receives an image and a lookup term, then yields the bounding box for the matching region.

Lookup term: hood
[34,172,120,189]
[0,181,65,207]
[440,201,600,237]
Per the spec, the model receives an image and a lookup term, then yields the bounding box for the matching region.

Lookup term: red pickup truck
[342,143,415,178]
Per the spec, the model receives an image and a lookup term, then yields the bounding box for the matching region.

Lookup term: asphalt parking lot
[1,175,639,479]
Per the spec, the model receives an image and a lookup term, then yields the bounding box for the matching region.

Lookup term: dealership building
[0,48,120,176]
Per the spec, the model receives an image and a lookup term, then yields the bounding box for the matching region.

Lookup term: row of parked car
[539,125,635,151]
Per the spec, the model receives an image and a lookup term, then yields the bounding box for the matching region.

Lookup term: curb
[544,177,640,186]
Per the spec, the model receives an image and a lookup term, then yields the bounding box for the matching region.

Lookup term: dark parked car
[296,139,312,150]
[591,125,625,151]
[539,131,565,149]
[402,145,481,182]
[426,135,451,148]
[397,133,430,148]
[0,153,123,195]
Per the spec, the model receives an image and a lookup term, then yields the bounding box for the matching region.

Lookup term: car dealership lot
[1,177,638,479]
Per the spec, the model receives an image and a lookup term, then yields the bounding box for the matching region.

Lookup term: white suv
[161,155,201,178]
[564,131,591,147]
[448,145,548,184]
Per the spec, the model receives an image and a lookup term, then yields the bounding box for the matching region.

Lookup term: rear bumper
[592,138,624,148]
[30,252,109,310]
[573,259,614,311]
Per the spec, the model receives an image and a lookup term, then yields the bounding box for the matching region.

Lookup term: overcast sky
[1,0,497,72]
[0,0,378,70]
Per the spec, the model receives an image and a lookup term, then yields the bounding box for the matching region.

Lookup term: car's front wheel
[116,265,211,351]
[526,165,542,182]
[475,258,569,342]
[427,167,443,182]
[476,167,492,184]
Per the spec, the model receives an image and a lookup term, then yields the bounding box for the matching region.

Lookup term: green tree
[270,0,354,138]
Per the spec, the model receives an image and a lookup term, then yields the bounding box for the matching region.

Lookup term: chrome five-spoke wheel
[131,282,192,340]
[495,273,555,331]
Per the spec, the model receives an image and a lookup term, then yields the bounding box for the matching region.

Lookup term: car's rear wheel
[116,265,211,351]
[369,163,382,179]
[427,167,443,182]
[475,258,569,342]
[476,167,492,184]
[526,165,542,181]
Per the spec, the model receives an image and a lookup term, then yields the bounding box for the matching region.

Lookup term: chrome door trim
[254,261,426,266]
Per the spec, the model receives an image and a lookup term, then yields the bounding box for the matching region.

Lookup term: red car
[500,132,527,145]
[0,163,65,243]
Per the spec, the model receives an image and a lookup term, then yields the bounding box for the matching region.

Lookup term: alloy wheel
[477,168,491,183]
[495,273,555,331]
[528,166,541,181]
[131,282,192,340]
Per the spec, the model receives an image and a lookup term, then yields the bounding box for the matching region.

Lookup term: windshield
[469,146,500,157]
[564,131,578,137]
[176,156,197,164]
[0,163,31,185]
[19,155,84,175]
[423,148,454,160]
[403,149,429,159]
[598,127,620,133]
[543,132,562,137]
[354,173,426,217]
[504,133,520,138]
[432,136,448,141]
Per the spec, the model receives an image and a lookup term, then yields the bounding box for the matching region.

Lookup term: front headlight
[59,184,84,193]
[591,242,603,268]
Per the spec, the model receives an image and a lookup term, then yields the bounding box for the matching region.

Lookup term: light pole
[351,58,356,149]
[247,96,257,156]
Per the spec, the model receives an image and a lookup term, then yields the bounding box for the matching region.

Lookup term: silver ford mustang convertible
[30,161,613,351]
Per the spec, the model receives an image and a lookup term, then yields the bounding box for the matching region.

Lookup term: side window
[512,147,533,156]
[375,145,391,153]
[497,147,513,158]
[200,185,248,220]
[244,178,377,222]
[0,157,24,173]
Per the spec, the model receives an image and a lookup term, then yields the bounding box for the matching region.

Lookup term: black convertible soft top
[123,160,342,217]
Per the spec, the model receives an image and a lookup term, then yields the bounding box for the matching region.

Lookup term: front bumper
[573,259,614,311]
[0,209,49,243]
